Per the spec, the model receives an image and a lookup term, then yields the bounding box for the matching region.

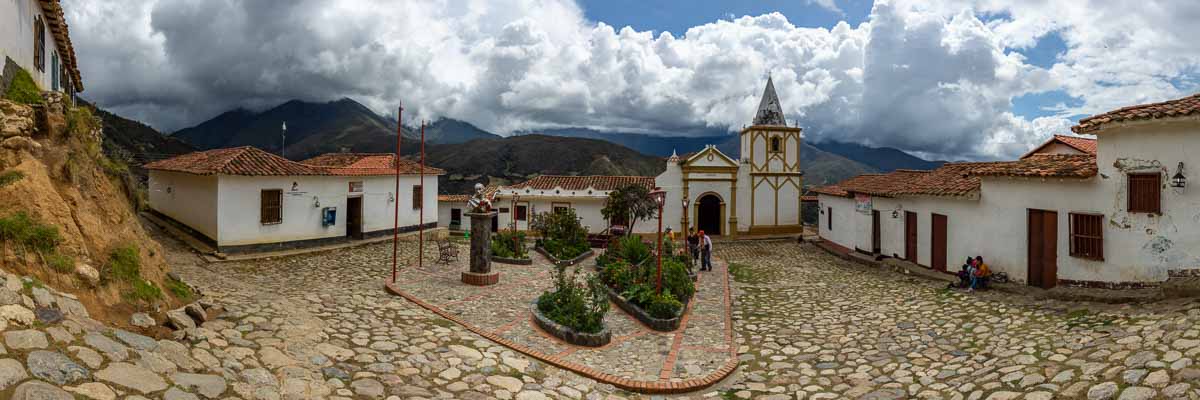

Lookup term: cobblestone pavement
[716,240,1200,400]
[390,247,731,384]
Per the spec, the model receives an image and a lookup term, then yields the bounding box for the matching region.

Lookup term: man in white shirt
[700,230,713,271]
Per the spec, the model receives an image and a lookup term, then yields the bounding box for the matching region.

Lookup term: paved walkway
[385,248,736,393]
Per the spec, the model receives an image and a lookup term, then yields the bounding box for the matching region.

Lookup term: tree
[601,185,657,233]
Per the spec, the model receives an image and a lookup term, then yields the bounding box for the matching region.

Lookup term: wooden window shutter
[1069,213,1103,260]
[827,207,832,230]
[1127,173,1161,213]
[412,185,422,209]
[261,189,282,224]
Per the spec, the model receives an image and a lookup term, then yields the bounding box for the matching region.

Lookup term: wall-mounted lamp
[892,210,899,218]
[313,196,321,208]
[388,192,395,203]
[1171,162,1187,188]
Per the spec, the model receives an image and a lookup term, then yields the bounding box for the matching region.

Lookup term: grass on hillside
[0,170,24,188]
[105,244,164,302]
[3,67,42,105]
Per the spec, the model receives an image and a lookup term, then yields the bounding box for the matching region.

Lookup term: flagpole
[419,120,425,271]
[391,103,403,284]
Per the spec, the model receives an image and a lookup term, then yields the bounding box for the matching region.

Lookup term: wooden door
[347,197,363,240]
[871,210,881,254]
[1027,209,1058,289]
[905,211,917,263]
[931,213,947,271]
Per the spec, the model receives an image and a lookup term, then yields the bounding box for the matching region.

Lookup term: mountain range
[95,97,940,192]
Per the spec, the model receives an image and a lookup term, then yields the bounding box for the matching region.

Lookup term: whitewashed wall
[0,0,63,90]
[360,175,437,233]
[872,196,985,275]
[216,175,349,246]
[817,194,857,249]
[437,201,470,231]
[148,171,219,241]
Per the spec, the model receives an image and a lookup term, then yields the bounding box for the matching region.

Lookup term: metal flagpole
[391,103,403,284]
[419,121,425,270]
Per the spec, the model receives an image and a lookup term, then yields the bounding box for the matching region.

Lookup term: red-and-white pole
[419,121,425,270]
[391,103,403,284]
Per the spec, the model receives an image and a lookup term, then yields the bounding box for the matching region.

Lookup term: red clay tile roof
[841,170,930,197]
[438,185,498,203]
[146,147,445,176]
[810,185,849,197]
[301,153,446,176]
[969,154,1098,178]
[1072,93,1200,134]
[144,146,321,176]
[1021,135,1097,159]
[506,175,655,193]
[800,195,818,202]
[891,163,986,197]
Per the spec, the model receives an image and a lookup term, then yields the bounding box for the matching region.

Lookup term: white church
[473,78,804,238]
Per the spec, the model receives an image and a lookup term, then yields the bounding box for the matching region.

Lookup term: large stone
[1089,382,1119,400]
[2,136,40,151]
[170,373,227,398]
[185,303,207,323]
[350,378,385,398]
[166,309,196,330]
[94,362,169,394]
[131,313,155,328]
[75,263,100,287]
[487,375,524,393]
[26,350,90,385]
[114,330,158,351]
[1118,387,1157,400]
[450,344,484,361]
[55,297,87,318]
[0,358,28,390]
[163,387,199,400]
[4,329,48,349]
[0,288,21,305]
[30,287,54,307]
[83,333,129,361]
[0,304,36,325]
[11,381,74,400]
[63,382,117,400]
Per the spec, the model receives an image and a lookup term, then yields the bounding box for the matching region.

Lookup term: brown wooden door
[931,214,947,271]
[871,210,881,254]
[905,211,917,263]
[347,197,364,240]
[1027,209,1058,289]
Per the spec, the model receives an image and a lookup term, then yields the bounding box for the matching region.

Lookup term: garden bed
[492,256,533,265]
[530,300,611,347]
[603,285,689,332]
[535,246,595,267]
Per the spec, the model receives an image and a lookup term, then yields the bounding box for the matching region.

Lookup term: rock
[171,373,227,398]
[4,329,48,349]
[258,347,297,369]
[11,380,74,400]
[0,288,21,305]
[26,350,90,385]
[1089,382,1119,400]
[0,358,28,390]
[439,366,462,380]
[1143,370,1170,388]
[114,330,158,351]
[450,344,484,361]
[185,303,208,323]
[63,382,117,400]
[487,375,525,393]
[516,391,548,400]
[2,136,40,151]
[0,304,36,325]
[316,343,354,361]
[131,313,155,328]
[34,307,63,324]
[69,346,104,369]
[55,297,87,318]
[1117,387,1156,400]
[350,378,385,398]
[163,387,199,400]
[30,287,54,307]
[166,309,196,330]
[83,333,129,361]
[322,366,350,381]
[75,263,100,287]
[94,362,169,394]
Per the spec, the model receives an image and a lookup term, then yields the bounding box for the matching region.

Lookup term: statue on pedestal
[463,183,499,286]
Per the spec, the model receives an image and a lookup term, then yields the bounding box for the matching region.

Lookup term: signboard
[349,181,363,193]
[855,194,872,214]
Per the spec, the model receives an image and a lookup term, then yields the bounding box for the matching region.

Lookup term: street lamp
[651,189,667,294]
[681,197,690,264]
[511,193,521,256]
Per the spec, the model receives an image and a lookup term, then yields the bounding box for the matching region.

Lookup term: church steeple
[752,76,786,126]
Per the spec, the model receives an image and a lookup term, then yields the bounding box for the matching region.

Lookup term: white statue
[468,183,492,213]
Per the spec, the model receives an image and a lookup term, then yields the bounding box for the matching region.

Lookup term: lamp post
[511,193,521,256]
[681,197,690,260]
[651,189,666,294]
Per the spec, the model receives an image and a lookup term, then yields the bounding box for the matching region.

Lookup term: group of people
[955,256,991,291]
[684,228,713,272]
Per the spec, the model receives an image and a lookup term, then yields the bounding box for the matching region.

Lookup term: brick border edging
[383,266,739,394]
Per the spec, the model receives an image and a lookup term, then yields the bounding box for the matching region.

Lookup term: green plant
[615,235,651,266]
[65,106,99,138]
[0,212,61,254]
[531,208,589,260]
[600,184,657,232]
[491,229,528,259]
[126,279,162,302]
[106,245,142,283]
[44,252,74,274]
[0,170,24,188]
[646,292,683,319]
[165,276,193,301]
[537,264,609,334]
[599,259,634,291]
[662,259,695,301]
[3,67,42,105]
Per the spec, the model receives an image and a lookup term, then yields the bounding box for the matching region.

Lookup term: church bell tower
[738,76,804,234]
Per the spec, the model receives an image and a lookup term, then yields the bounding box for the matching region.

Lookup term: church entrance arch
[696,193,723,236]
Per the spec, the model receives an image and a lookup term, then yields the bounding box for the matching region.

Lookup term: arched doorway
[696,194,722,236]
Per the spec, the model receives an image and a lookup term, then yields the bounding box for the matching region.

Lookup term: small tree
[601,185,657,233]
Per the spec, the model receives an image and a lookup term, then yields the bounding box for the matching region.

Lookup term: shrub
[106,245,142,283]
[126,279,162,302]
[3,67,42,105]
[45,252,74,274]
[615,235,651,266]
[537,264,609,334]
[645,292,683,319]
[531,208,589,259]
[541,238,589,260]
[0,170,24,188]
[491,229,528,259]
[0,212,61,254]
[662,259,695,301]
[599,259,634,291]
[165,276,194,301]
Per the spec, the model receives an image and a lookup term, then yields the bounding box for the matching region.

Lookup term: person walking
[687,228,700,269]
[700,230,713,271]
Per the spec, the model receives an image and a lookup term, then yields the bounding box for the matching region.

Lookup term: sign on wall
[349,181,363,193]
[855,194,872,214]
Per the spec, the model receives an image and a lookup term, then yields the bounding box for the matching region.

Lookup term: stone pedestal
[463,211,499,286]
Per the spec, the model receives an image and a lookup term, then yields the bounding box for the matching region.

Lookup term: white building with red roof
[813,92,1200,289]
[0,0,83,97]
[144,147,443,253]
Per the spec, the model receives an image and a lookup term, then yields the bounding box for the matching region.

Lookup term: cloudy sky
[64,0,1200,160]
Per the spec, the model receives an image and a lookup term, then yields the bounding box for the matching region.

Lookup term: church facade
[655,77,804,237]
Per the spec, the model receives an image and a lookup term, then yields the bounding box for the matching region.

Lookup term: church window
[770,137,782,153]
